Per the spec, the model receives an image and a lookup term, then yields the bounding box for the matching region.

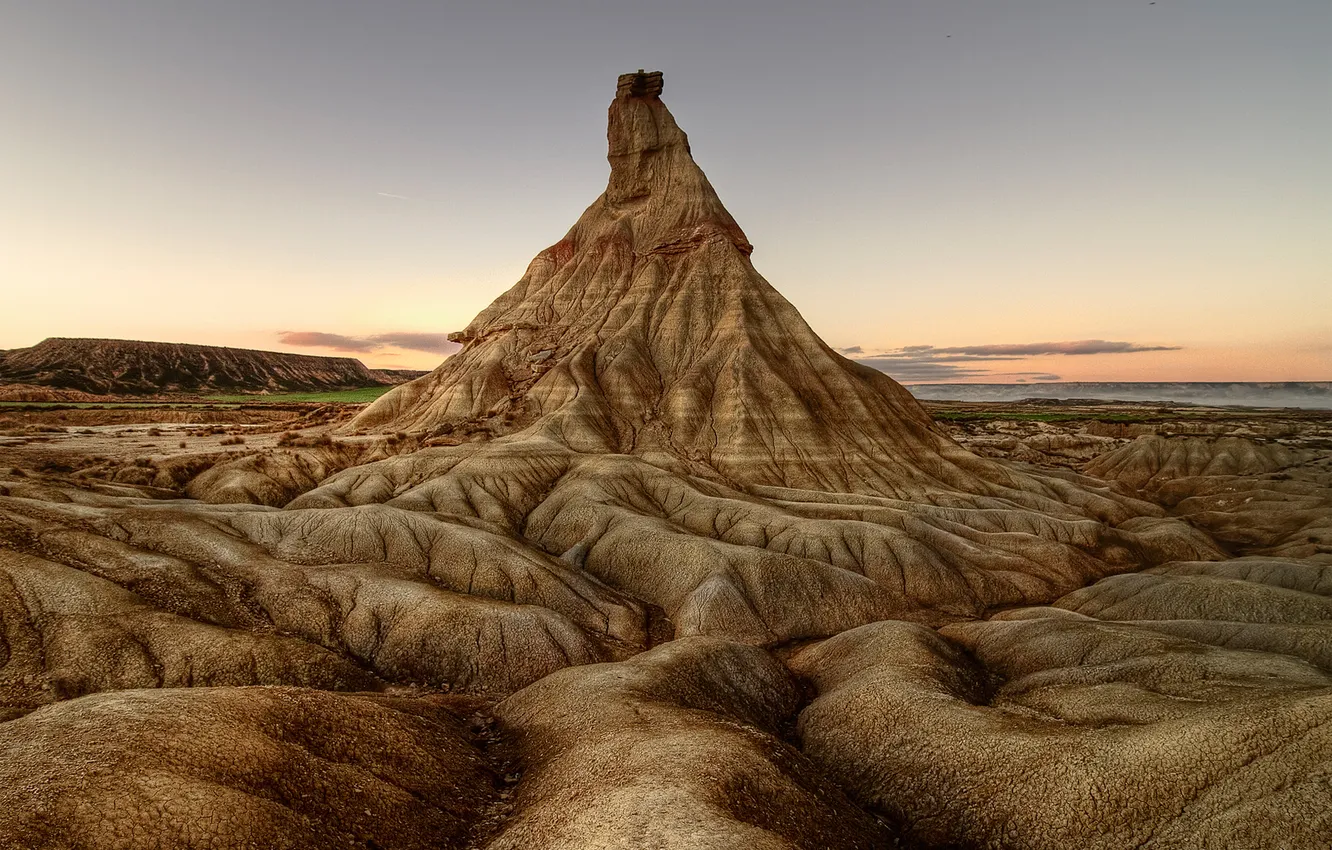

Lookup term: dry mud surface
[1,73,1329,849]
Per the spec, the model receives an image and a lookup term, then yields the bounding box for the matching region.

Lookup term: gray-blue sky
[2,1,1328,380]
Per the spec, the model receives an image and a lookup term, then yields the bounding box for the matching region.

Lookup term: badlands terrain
[0,72,1329,849]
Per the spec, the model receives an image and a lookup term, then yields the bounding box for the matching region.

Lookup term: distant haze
[2,1,1328,381]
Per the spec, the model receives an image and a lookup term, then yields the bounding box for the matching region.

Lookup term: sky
[2,0,1329,382]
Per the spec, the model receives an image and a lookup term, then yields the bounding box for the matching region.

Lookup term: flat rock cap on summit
[616,69,664,97]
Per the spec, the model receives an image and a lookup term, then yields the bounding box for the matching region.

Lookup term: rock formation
[350,69,1013,499]
[1088,435,1332,557]
[284,71,1218,643]
[0,72,1327,848]
[0,337,426,395]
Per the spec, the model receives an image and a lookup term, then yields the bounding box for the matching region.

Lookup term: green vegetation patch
[202,387,394,404]
[0,402,241,410]
[931,412,1156,423]
[0,386,393,408]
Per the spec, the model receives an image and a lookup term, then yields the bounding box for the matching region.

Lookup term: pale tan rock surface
[0,482,640,708]
[484,638,894,850]
[1087,434,1332,557]
[0,687,499,849]
[279,72,1221,640]
[0,72,1328,848]
[791,617,1332,849]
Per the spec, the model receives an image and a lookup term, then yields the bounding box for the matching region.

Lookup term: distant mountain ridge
[0,338,428,396]
[906,381,1332,409]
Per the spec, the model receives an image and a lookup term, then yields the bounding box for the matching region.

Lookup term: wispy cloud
[855,358,991,382]
[845,339,1178,382]
[278,331,377,353]
[927,340,1180,357]
[856,358,1061,382]
[362,332,457,354]
[376,191,445,203]
[279,331,461,357]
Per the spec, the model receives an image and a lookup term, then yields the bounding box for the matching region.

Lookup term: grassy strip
[0,402,240,410]
[201,387,394,403]
[931,412,1158,423]
[0,386,394,408]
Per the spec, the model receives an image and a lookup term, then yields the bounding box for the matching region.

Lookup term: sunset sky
[2,1,1328,382]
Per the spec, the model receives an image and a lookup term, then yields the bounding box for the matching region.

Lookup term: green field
[930,411,1157,423]
[0,401,240,410]
[202,387,395,403]
[0,387,394,409]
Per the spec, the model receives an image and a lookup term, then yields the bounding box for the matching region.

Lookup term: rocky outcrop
[351,71,988,498]
[485,638,895,849]
[791,614,1332,849]
[0,688,499,849]
[1087,435,1332,557]
[275,69,1220,638]
[0,482,644,709]
[1087,435,1313,490]
[0,337,422,395]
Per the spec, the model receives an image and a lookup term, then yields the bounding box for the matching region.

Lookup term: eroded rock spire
[602,70,751,255]
[351,72,958,497]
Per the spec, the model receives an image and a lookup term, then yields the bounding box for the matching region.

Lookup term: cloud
[857,357,1064,383]
[927,340,1181,357]
[856,357,998,382]
[279,331,461,357]
[842,339,1177,383]
[376,191,444,203]
[277,331,378,353]
[366,332,457,354]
